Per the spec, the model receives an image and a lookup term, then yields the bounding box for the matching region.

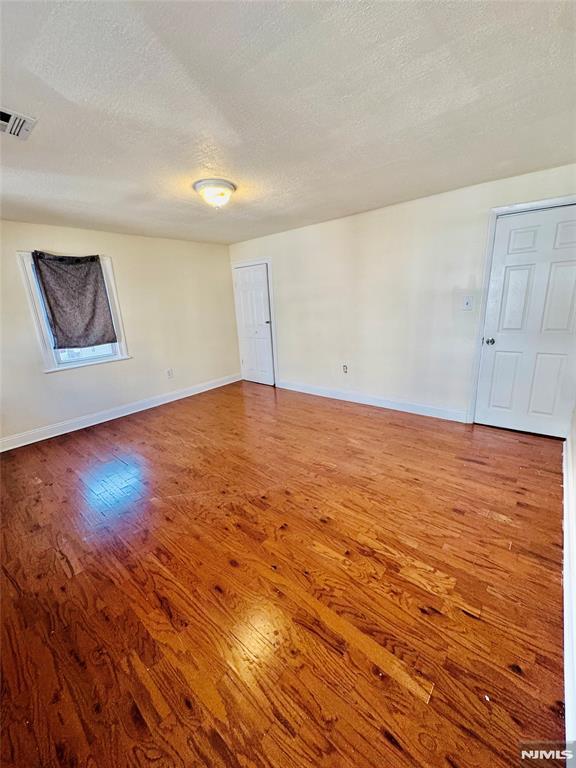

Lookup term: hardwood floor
[1,381,565,767]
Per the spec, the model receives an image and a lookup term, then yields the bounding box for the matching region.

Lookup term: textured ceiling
[1,0,575,244]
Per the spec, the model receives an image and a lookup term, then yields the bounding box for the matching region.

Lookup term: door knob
[485,337,495,345]
[265,320,271,324]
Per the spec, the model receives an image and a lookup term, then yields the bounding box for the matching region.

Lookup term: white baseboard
[276,380,467,423]
[564,432,576,746]
[0,373,241,452]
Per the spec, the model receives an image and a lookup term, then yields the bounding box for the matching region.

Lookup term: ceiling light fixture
[193,178,237,208]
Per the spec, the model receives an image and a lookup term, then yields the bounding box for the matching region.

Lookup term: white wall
[0,220,240,443]
[231,164,576,420]
[566,406,576,748]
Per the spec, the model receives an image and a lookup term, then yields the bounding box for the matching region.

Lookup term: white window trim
[17,250,130,373]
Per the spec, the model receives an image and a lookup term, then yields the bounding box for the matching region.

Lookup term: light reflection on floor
[231,606,287,680]
[78,456,147,519]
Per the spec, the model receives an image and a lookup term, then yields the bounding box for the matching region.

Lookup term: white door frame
[469,194,576,425]
[231,258,279,386]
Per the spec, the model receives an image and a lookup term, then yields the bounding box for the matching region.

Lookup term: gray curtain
[32,251,118,349]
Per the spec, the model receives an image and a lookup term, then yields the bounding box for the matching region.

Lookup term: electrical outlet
[342,364,348,374]
[166,368,174,379]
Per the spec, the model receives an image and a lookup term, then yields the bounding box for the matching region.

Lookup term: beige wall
[231,164,576,420]
[0,220,239,440]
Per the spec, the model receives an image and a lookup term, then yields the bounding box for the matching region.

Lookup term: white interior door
[233,264,275,386]
[475,204,576,437]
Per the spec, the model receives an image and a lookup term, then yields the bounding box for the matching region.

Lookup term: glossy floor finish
[1,382,565,767]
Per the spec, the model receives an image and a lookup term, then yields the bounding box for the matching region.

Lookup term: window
[18,251,129,372]
[56,343,118,365]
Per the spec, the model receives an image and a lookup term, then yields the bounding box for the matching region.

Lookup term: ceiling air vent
[0,109,37,140]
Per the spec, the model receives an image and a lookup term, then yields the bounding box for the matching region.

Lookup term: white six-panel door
[475,204,576,437]
[233,264,275,386]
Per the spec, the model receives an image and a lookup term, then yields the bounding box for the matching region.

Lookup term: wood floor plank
[0,381,565,767]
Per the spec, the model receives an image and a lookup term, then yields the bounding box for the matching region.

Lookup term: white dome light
[193,178,237,208]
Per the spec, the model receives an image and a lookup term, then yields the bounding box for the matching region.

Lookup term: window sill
[43,354,132,373]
